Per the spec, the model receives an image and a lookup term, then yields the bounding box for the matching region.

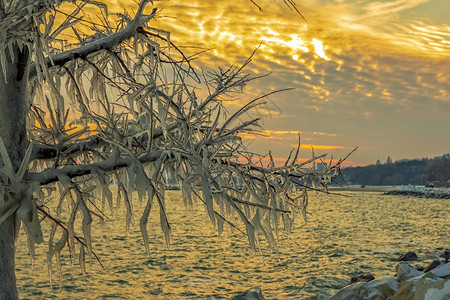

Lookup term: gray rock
[397,251,418,261]
[430,263,450,278]
[414,269,450,299]
[444,249,450,263]
[330,277,398,300]
[396,263,422,283]
[423,258,445,273]
[392,263,450,299]
[351,274,375,283]
[392,280,417,300]
[230,287,265,300]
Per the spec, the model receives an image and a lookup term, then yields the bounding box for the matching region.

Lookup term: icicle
[79,246,86,277]
[16,189,44,244]
[95,171,113,211]
[24,226,36,266]
[158,193,171,247]
[139,187,154,254]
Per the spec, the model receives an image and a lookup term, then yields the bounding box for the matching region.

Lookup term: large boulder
[430,263,450,278]
[414,267,450,299]
[392,280,417,300]
[392,263,450,300]
[230,287,265,300]
[396,263,422,283]
[330,277,398,300]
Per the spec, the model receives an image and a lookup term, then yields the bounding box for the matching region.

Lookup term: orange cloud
[52,1,450,166]
[293,144,346,150]
[313,132,338,137]
[236,130,301,140]
[237,130,337,140]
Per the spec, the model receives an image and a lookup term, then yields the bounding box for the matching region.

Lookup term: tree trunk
[0,43,30,299]
[0,216,19,299]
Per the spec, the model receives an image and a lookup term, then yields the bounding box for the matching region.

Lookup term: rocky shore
[384,186,450,199]
[321,257,450,300]
[231,250,450,300]
[330,185,450,199]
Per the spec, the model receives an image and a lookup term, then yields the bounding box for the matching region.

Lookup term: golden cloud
[293,144,346,150]
[53,0,450,165]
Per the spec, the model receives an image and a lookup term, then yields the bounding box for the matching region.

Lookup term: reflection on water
[16,191,449,299]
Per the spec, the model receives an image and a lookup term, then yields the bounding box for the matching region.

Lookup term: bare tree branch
[29,7,158,78]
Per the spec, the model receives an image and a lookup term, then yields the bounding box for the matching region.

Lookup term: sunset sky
[112,0,450,166]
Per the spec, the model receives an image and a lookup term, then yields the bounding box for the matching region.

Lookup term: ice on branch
[0,0,349,293]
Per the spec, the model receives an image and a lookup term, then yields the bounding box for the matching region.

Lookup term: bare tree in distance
[0,0,348,298]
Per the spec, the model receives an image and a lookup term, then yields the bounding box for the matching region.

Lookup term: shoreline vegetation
[339,153,450,188]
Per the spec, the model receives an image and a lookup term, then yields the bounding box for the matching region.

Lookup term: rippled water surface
[16,191,449,299]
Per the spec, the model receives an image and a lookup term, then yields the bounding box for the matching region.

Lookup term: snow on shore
[384,185,450,199]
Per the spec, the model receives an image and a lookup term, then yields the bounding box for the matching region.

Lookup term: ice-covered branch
[29,5,157,78]
[27,149,164,185]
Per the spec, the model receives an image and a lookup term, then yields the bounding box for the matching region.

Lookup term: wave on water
[15,190,449,299]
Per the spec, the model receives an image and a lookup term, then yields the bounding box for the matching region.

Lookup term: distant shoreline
[329,185,450,199]
[328,185,392,193]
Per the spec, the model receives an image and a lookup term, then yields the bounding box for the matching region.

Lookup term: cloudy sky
[114,0,450,166]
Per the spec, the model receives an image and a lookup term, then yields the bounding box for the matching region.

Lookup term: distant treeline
[336,154,450,187]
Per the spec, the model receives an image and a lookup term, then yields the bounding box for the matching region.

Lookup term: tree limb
[27,149,164,185]
[29,7,157,79]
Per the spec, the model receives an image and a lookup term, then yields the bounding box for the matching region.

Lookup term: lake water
[15,190,449,299]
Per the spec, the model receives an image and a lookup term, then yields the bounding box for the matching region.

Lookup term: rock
[351,274,375,283]
[230,287,265,300]
[391,280,416,300]
[396,263,422,283]
[392,263,450,299]
[330,262,450,300]
[397,251,418,261]
[423,258,445,273]
[385,187,450,199]
[430,263,450,278]
[442,249,450,263]
[330,277,398,300]
[414,269,450,299]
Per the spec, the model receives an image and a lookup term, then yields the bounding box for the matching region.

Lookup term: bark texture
[0,44,30,300]
[0,215,19,300]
